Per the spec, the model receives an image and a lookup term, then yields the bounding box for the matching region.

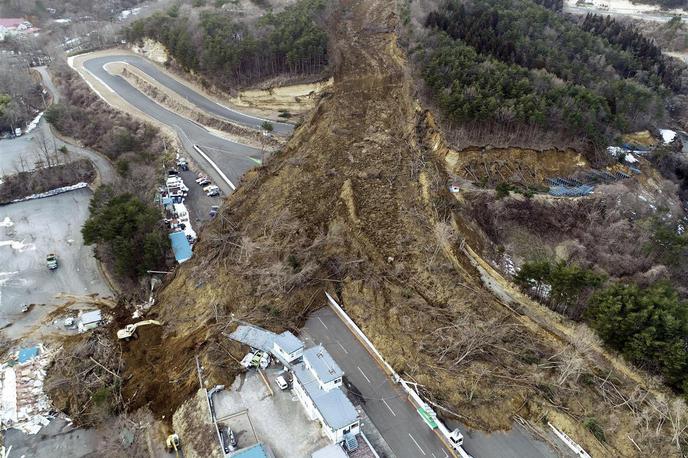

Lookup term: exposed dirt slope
[121,0,686,456]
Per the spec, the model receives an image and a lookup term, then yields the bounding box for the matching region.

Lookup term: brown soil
[112,0,687,456]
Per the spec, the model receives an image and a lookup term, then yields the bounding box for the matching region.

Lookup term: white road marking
[317,317,328,329]
[337,342,349,354]
[192,145,236,190]
[432,453,437,458]
[409,433,426,456]
[382,398,396,416]
[357,366,371,383]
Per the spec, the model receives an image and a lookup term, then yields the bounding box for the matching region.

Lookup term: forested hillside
[420,0,688,147]
[126,0,328,90]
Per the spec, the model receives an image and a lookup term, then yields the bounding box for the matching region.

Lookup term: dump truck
[117,320,162,340]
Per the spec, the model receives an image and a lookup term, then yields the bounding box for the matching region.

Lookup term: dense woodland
[515,261,688,395]
[126,0,328,90]
[421,0,688,146]
[83,187,170,278]
[0,61,44,133]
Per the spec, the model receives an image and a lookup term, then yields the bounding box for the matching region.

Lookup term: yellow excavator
[117,320,162,340]
[165,433,181,456]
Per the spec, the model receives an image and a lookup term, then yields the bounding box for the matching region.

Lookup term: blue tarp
[18,346,39,364]
[169,231,192,263]
[162,197,173,206]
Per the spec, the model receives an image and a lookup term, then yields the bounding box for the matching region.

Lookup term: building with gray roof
[292,346,359,443]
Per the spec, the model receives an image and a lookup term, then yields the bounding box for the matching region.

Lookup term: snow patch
[10,182,88,204]
[0,217,13,228]
[23,112,43,134]
[624,154,638,164]
[0,240,35,251]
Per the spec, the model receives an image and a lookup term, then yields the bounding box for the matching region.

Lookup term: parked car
[46,253,58,270]
[209,206,220,218]
[220,427,237,453]
[205,185,220,197]
[275,375,289,390]
[197,177,211,186]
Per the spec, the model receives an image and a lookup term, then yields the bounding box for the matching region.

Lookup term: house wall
[292,377,319,422]
[331,421,360,443]
[272,344,303,363]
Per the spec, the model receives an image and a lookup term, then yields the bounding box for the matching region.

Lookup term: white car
[275,375,289,390]
[204,185,220,197]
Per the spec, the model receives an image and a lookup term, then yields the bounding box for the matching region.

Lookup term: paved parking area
[213,368,330,457]
[0,188,112,340]
[4,417,106,458]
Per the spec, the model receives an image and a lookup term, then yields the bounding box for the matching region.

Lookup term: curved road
[80,54,291,192]
[85,55,293,135]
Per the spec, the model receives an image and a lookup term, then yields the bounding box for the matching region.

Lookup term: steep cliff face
[119,1,685,456]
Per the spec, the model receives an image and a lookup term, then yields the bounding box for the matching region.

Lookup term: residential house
[0,18,37,41]
[292,345,360,443]
[272,331,304,364]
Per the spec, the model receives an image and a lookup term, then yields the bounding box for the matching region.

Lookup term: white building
[272,331,304,363]
[292,345,360,443]
[77,310,102,332]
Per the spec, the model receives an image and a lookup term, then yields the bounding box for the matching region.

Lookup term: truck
[117,320,162,340]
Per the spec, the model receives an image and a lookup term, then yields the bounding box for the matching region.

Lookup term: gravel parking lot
[0,188,112,341]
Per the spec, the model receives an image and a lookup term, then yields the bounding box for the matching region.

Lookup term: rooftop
[303,345,343,383]
[230,325,276,353]
[231,443,271,458]
[274,331,304,354]
[0,18,25,28]
[169,231,192,263]
[293,362,358,431]
[79,309,102,324]
[312,443,348,458]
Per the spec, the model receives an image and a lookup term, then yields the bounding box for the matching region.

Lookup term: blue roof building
[169,231,192,263]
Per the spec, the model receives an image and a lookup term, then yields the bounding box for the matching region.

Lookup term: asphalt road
[0,119,115,184]
[302,306,452,458]
[0,188,112,341]
[85,54,293,135]
[80,56,262,193]
[302,306,562,458]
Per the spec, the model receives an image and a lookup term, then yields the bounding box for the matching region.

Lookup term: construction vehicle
[46,253,58,270]
[117,320,162,340]
[165,433,181,455]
